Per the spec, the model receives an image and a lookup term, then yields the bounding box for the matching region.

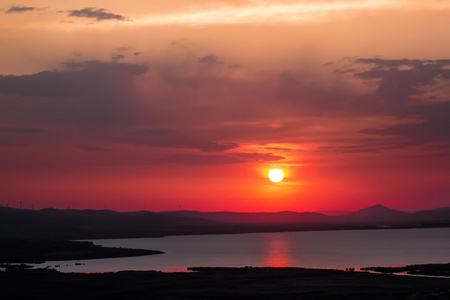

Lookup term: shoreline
[3,261,450,278]
[361,263,450,277]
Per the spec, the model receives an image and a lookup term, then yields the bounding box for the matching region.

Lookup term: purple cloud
[6,6,35,14]
[349,58,450,145]
[0,61,148,128]
[155,152,284,165]
[119,129,239,152]
[0,127,45,134]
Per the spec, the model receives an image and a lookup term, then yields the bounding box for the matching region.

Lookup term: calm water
[39,227,450,272]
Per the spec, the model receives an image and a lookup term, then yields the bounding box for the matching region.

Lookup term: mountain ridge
[344,204,408,218]
[1,204,449,240]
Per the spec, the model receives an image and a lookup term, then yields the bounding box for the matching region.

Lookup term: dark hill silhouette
[0,207,229,240]
[1,204,449,240]
[408,207,450,222]
[159,211,330,223]
[316,210,350,216]
[344,204,408,218]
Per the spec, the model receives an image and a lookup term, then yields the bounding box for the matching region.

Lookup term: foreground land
[362,263,450,277]
[1,267,450,299]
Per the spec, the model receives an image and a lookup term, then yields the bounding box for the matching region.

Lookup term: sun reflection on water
[264,233,292,267]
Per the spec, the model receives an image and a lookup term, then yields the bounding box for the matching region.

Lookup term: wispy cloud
[119,129,239,152]
[156,152,284,165]
[0,127,45,134]
[6,6,35,14]
[133,0,437,26]
[68,7,128,21]
[79,145,108,151]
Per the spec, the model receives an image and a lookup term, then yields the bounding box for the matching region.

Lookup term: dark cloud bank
[0,60,240,160]
[350,58,450,146]
[119,129,238,152]
[0,57,448,165]
[0,60,148,128]
[0,127,45,134]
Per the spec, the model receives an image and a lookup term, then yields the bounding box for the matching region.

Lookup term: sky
[0,0,449,212]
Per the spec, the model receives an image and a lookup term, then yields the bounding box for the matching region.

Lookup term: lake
[40,227,450,272]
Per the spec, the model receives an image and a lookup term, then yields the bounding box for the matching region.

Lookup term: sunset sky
[1,0,449,212]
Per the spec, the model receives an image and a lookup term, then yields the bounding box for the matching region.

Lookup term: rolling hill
[1,204,449,240]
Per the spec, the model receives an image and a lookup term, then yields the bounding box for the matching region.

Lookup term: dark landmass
[1,267,450,299]
[344,204,408,218]
[160,210,332,223]
[162,204,450,226]
[316,209,350,216]
[0,239,163,264]
[1,204,449,240]
[0,207,228,240]
[362,263,450,277]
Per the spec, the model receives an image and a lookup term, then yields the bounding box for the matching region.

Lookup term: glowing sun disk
[269,169,284,182]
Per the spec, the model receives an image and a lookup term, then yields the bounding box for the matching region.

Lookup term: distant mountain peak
[347,204,408,218]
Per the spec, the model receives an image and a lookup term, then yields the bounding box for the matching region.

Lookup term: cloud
[360,102,450,143]
[1,54,447,161]
[265,147,293,151]
[0,60,148,128]
[404,152,450,159]
[231,152,285,162]
[156,152,284,165]
[68,7,128,21]
[198,55,220,64]
[6,6,35,14]
[119,129,239,152]
[132,1,426,26]
[112,54,125,61]
[0,127,47,147]
[318,145,379,154]
[0,127,46,134]
[353,58,450,108]
[348,58,450,145]
[79,145,108,151]
[0,60,148,97]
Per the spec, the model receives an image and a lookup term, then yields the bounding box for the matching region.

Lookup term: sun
[268,169,284,183]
